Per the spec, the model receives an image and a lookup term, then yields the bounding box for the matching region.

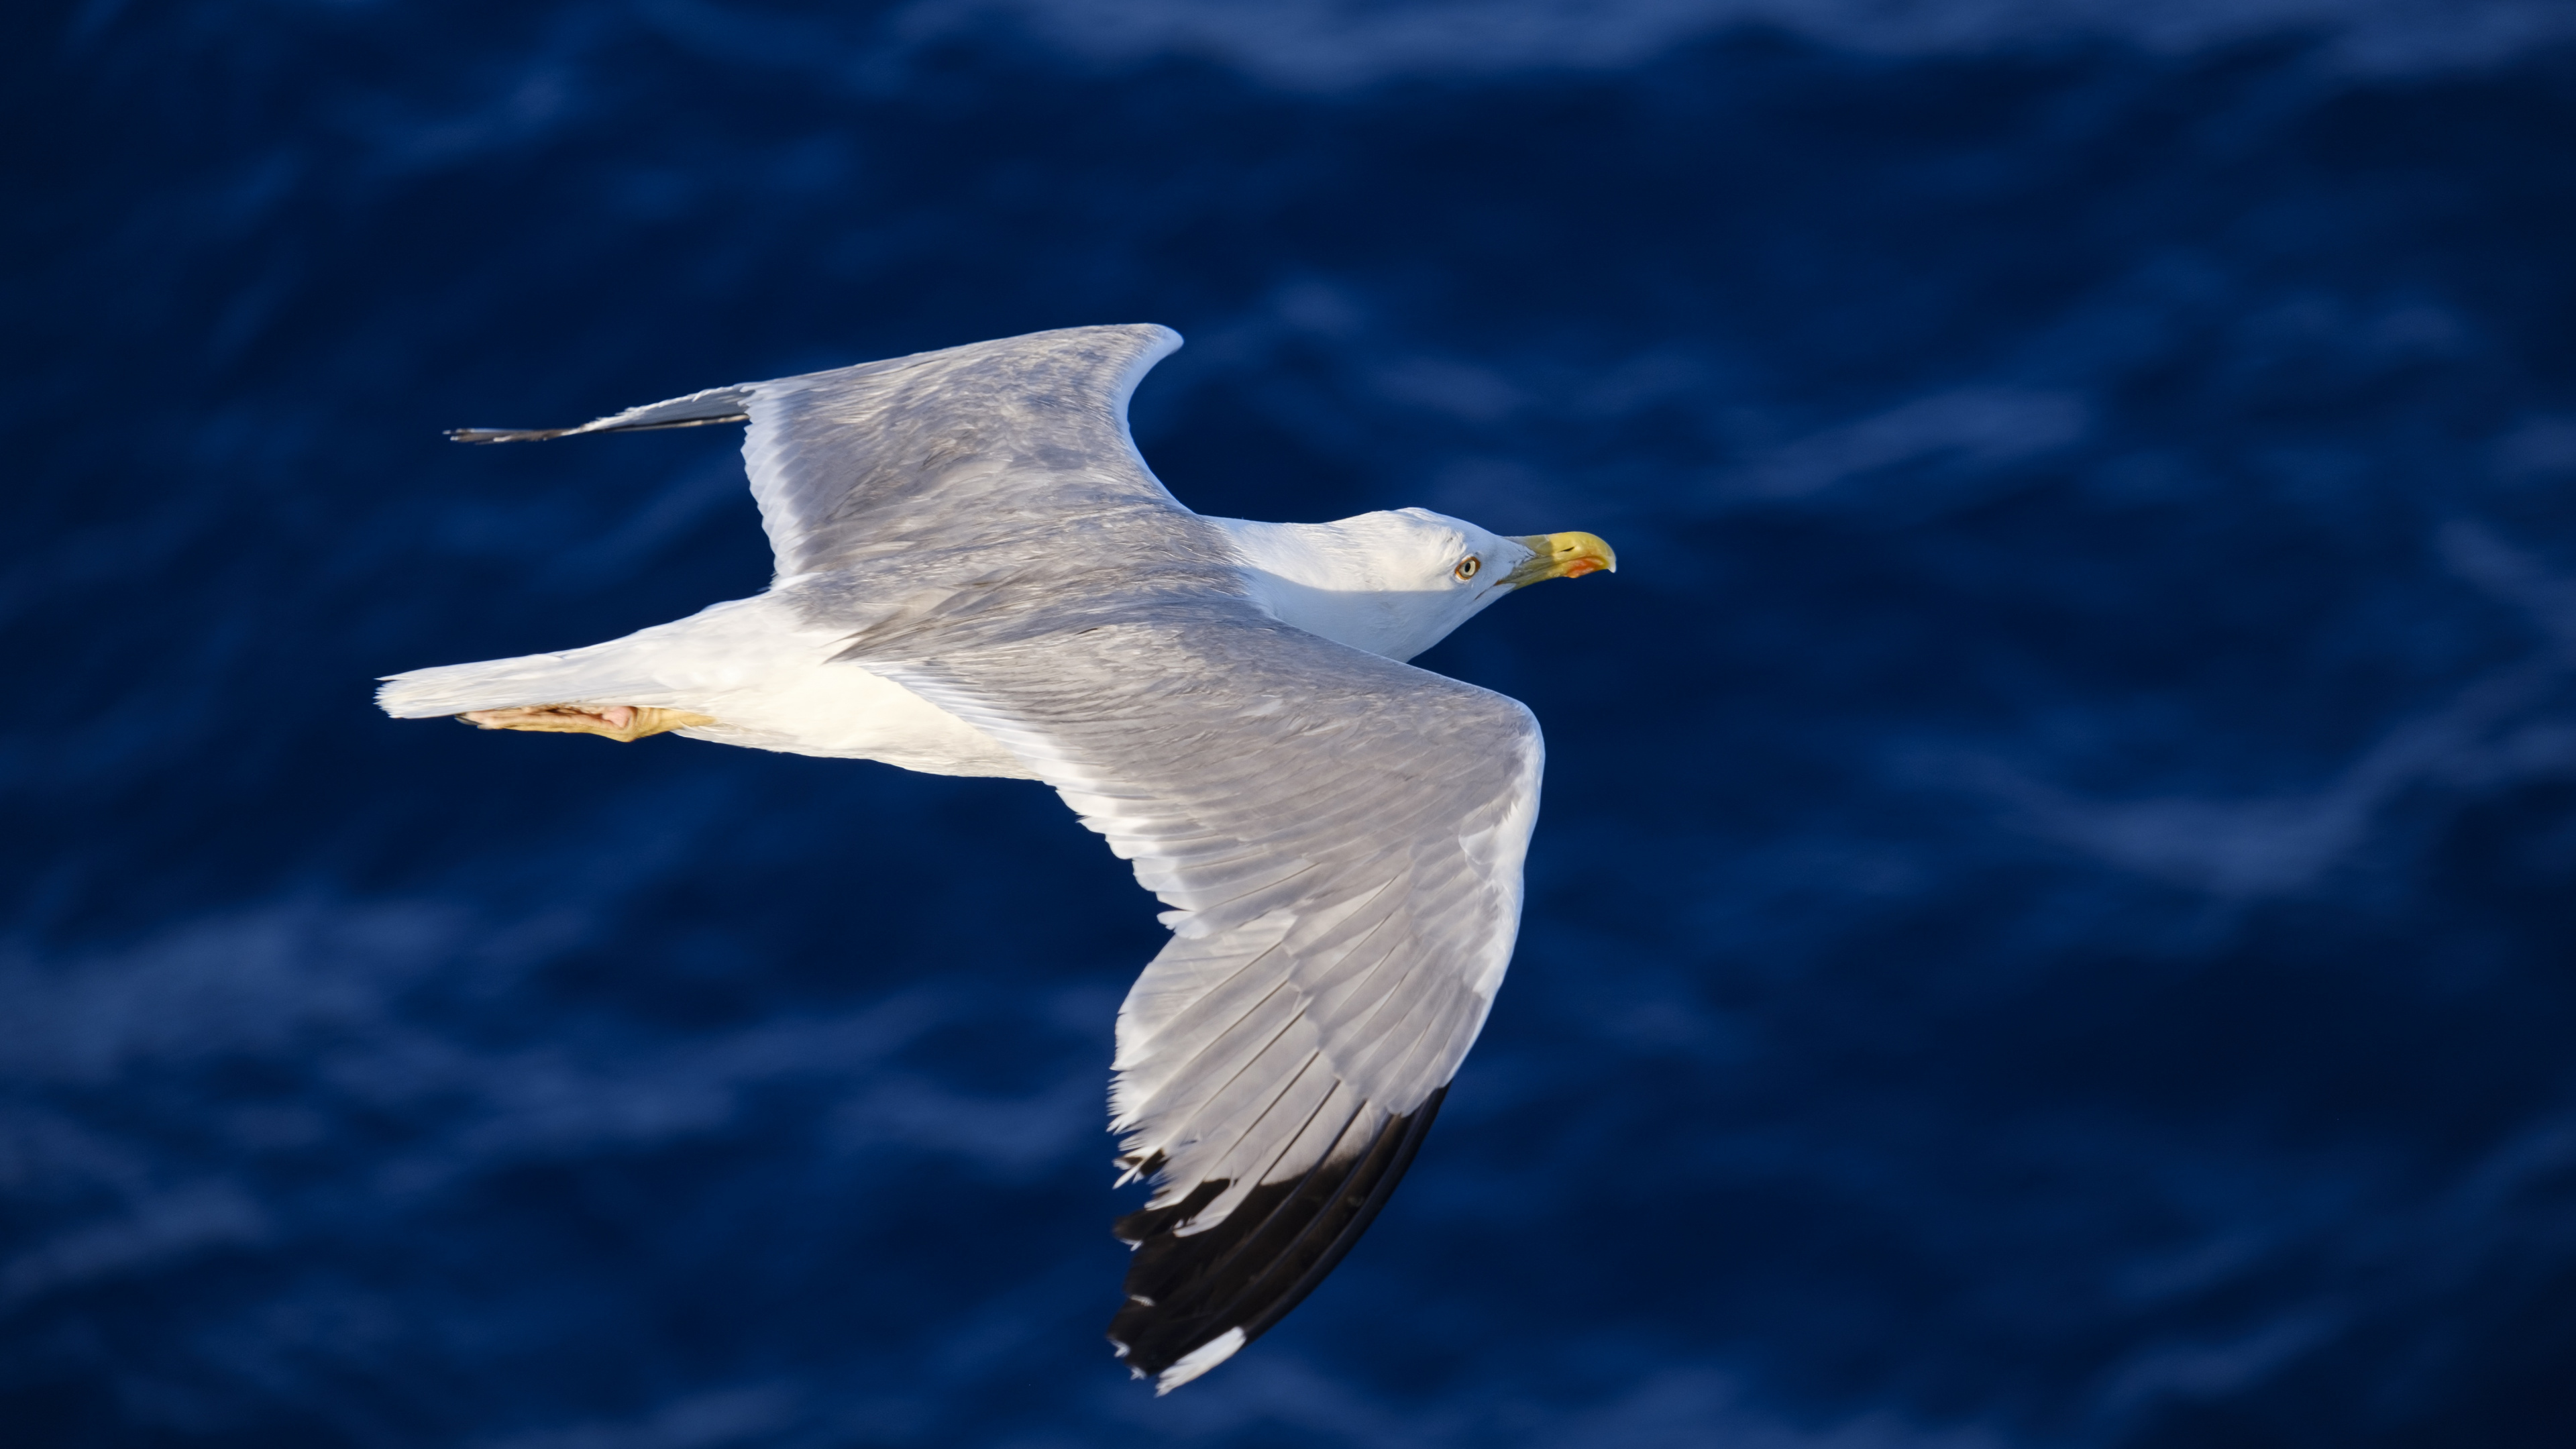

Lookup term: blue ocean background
[11,1,2576,1444]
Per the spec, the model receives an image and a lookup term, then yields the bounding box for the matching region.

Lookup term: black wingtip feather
[447,427,573,444]
[1105,1087,1448,1381]
[445,414,749,445]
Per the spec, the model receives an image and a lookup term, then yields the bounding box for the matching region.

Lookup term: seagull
[378,324,1614,1391]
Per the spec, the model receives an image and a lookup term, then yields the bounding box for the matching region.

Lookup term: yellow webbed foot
[456,704,716,743]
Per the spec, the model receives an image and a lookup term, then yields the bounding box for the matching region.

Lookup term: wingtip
[445,427,566,444]
[1102,1089,1448,1389]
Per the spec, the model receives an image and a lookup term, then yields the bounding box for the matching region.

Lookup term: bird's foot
[457,704,716,743]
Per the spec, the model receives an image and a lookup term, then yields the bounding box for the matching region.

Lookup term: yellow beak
[1502,531,1618,588]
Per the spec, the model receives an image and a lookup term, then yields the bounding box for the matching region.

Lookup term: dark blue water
[11,3,2576,1444]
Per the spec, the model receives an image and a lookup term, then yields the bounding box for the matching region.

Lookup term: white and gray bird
[378,324,1615,1391]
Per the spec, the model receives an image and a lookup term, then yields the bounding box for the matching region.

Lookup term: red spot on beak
[1560,557,1605,579]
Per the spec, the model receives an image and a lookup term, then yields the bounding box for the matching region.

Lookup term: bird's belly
[678,661,1037,780]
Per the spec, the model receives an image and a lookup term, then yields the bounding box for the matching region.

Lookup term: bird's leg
[457,704,716,743]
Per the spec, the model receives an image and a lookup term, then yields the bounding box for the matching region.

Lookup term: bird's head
[1216,506,1617,662]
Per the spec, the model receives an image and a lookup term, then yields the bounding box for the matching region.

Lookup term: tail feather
[378,597,777,720]
[376,645,672,719]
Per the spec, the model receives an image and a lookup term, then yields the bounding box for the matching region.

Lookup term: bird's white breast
[678,659,1034,778]
[583,594,1038,778]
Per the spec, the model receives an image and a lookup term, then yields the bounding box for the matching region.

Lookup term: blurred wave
[919,0,2576,85]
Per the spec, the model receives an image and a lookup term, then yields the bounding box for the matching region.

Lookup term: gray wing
[450,323,1187,578]
[867,613,1543,1391]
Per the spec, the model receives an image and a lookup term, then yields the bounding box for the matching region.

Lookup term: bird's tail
[378,596,782,719]
[376,641,674,719]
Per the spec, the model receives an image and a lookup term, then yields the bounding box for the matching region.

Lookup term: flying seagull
[378,324,1614,1391]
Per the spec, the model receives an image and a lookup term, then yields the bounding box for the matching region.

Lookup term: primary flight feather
[378,323,1614,1391]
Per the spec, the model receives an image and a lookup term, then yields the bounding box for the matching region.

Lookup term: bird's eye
[1454,555,1482,581]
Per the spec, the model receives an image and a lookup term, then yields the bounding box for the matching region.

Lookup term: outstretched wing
[870,614,1542,1392]
[450,323,1187,578]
